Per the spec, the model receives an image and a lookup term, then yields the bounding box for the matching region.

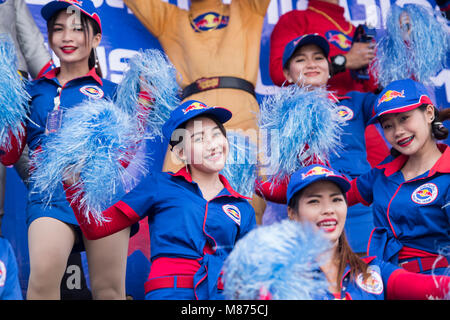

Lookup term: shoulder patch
[356,266,384,295]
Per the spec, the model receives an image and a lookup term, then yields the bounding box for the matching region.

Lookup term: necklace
[188,4,225,33]
[309,6,353,35]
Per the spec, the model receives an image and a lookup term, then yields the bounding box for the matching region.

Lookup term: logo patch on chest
[336,106,354,121]
[222,204,241,226]
[80,85,104,99]
[411,183,438,204]
[356,266,383,295]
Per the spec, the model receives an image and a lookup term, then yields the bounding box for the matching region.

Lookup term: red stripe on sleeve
[64,183,140,240]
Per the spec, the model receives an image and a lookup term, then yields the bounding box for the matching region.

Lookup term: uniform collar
[376,144,450,177]
[42,67,103,86]
[169,167,251,200]
[328,92,351,103]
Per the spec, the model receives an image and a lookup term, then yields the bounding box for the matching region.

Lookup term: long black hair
[47,9,102,77]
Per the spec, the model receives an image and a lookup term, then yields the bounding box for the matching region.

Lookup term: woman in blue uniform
[347,79,449,275]
[64,99,256,300]
[285,164,449,300]
[1,0,133,299]
[257,34,384,254]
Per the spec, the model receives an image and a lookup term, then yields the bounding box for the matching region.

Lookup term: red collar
[43,67,103,86]
[169,167,250,200]
[376,144,450,177]
[327,92,351,103]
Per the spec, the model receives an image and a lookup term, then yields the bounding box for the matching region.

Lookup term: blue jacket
[118,167,256,299]
[351,144,450,268]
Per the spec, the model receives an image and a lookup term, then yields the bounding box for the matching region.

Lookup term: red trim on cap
[377,95,433,118]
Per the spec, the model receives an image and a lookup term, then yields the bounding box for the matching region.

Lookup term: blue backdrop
[3,0,449,300]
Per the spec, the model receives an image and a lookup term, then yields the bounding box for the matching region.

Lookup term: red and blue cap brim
[162,100,232,141]
[286,164,350,205]
[41,0,102,33]
[368,79,433,125]
[282,34,330,68]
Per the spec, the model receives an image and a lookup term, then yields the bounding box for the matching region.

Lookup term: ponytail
[417,104,449,141]
[431,107,449,140]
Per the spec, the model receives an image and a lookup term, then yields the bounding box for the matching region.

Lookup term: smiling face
[283,44,330,87]
[49,10,101,69]
[288,180,347,246]
[175,116,229,174]
[379,105,434,157]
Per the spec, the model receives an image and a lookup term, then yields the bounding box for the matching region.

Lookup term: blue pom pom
[258,85,344,184]
[222,220,330,300]
[30,99,147,224]
[220,131,258,198]
[372,4,449,87]
[0,33,30,150]
[116,49,180,139]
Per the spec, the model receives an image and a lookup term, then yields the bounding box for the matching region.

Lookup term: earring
[94,49,99,68]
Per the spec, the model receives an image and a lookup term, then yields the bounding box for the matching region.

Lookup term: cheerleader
[1,0,136,299]
[347,79,449,275]
[257,34,384,253]
[64,100,256,300]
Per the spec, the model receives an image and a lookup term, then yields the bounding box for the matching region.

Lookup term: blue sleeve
[0,238,23,300]
[354,167,378,205]
[101,79,118,100]
[25,81,46,151]
[119,172,160,218]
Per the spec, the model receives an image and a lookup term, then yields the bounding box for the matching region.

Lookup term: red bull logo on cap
[301,166,334,180]
[377,90,405,106]
[326,31,352,51]
[182,101,209,114]
[222,204,241,226]
[411,183,438,204]
[66,0,83,5]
